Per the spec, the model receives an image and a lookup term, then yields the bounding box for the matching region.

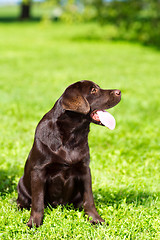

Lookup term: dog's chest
[56,145,89,164]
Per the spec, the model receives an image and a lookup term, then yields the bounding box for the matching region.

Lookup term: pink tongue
[97,110,116,130]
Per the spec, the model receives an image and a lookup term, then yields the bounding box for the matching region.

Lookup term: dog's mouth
[90,110,116,130]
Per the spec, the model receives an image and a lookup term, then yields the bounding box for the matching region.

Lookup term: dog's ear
[61,89,90,115]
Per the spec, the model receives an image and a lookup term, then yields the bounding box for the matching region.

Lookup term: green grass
[0,22,160,239]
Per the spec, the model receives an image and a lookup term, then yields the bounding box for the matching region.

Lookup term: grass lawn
[0,22,160,239]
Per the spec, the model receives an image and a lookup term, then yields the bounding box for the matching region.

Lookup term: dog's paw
[27,215,42,228]
[89,216,105,225]
[27,219,34,228]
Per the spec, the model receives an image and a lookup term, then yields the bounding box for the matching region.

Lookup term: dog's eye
[91,87,98,94]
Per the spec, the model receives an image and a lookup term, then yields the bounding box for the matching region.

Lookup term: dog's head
[61,80,121,129]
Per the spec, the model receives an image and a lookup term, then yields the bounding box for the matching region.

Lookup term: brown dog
[17,80,121,227]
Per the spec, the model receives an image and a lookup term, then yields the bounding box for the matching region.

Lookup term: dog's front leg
[27,170,45,228]
[82,166,105,224]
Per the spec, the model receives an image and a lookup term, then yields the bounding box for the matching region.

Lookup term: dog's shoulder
[35,101,63,149]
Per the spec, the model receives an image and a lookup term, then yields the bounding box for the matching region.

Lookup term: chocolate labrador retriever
[17,80,121,227]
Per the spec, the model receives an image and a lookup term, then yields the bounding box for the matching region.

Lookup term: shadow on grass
[0,17,41,23]
[0,166,158,208]
[72,30,160,50]
[94,188,159,207]
[0,169,18,196]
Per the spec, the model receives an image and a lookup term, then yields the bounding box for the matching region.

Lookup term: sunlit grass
[0,22,160,239]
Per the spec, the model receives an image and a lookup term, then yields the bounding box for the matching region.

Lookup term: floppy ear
[61,89,90,115]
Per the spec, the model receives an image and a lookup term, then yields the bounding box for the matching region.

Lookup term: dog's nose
[114,90,121,96]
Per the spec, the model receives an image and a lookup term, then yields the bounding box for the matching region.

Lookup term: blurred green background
[0,1,160,239]
[1,0,160,47]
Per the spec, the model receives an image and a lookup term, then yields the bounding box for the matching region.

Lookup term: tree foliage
[18,0,160,47]
[83,0,160,47]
